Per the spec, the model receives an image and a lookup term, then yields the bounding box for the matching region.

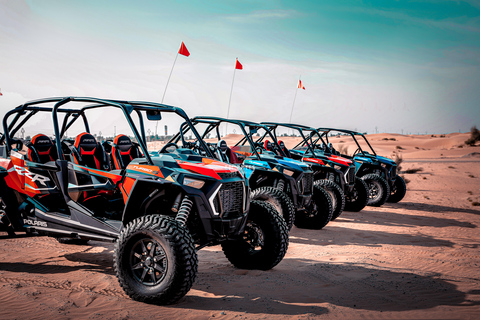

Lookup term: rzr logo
[36,140,51,144]
[119,140,130,144]
[82,139,95,143]
[9,165,51,186]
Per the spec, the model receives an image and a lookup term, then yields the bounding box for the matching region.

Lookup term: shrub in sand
[465,126,480,146]
[394,153,403,172]
[405,167,423,174]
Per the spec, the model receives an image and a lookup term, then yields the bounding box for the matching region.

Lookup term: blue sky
[1,0,479,136]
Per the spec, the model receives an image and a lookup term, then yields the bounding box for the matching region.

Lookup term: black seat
[26,134,58,163]
[72,132,109,170]
[111,134,141,169]
[278,140,291,157]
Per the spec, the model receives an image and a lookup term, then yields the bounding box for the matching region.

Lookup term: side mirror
[146,110,162,121]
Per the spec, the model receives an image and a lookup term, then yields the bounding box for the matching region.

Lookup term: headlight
[284,169,295,176]
[183,177,205,189]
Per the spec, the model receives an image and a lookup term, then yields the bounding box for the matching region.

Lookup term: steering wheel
[160,142,179,153]
[253,142,263,154]
[10,138,24,151]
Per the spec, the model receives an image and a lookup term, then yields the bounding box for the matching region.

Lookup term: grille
[218,172,238,179]
[301,172,314,195]
[214,181,244,217]
[345,167,356,185]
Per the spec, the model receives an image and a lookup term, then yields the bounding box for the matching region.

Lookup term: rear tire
[221,200,288,270]
[0,195,16,237]
[294,184,333,229]
[344,178,369,212]
[114,215,198,305]
[362,173,390,206]
[387,175,407,203]
[251,186,295,231]
[315,180,345,221]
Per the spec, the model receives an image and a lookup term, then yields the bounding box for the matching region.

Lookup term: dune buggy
[261,122,369,216]
[167,117,333,230]
[316,128,406,204]
[0,97,288,305]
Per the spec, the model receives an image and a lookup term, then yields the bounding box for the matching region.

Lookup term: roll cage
[315,128,378,157]
[261,122,330,158]
[169,116,287,160]
[1,97,212,162]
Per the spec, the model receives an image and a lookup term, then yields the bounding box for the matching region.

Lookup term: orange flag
[178,41,190,57]
[235,58,243,70]
[298,80,305,90]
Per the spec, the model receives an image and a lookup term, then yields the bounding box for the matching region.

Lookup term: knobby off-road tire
[114,215,198,305]
[251,186,295,231]
[0,195,16,237]
[387,175,407,203]
[294,184,333,230]
[315,179,345,221]
[344,178,369,212]
[221,200,289,270]
[362,173,390,207]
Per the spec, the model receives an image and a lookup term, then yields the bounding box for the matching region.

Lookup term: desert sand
[1,132,480,319]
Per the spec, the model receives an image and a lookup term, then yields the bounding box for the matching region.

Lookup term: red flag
[235,58,243,70]
[0,88,2,96]
[178,41,190,57]
[298,80,305,90]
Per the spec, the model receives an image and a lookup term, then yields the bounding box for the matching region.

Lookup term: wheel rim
[130,237,168,286]
[346,187,358,203]
[368,180,382,202]
[244,221,265,251]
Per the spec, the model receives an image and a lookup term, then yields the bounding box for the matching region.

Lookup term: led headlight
[183,177,205,189]
[284,169,295,176]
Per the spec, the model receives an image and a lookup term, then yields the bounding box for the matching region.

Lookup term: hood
[376,155,396,166]
[176,158,240,180]
[326,154,353,166]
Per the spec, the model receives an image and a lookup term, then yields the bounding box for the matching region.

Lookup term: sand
[1,133,480,319]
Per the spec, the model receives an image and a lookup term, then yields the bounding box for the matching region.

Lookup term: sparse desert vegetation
[465,126,480,146]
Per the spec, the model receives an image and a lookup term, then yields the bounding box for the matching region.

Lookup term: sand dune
[1,133,480,319]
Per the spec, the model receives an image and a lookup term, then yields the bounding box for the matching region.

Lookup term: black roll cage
[316,128,377,157]
[261,122,331,158]
[1,97,210,166]
[170,117,287,160]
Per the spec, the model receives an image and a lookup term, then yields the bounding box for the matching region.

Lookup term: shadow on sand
[174,254,480,316]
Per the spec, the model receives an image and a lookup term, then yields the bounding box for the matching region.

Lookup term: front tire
[344,178,369,212]
[114,215,198,305]
[315,180,345,221]
[251,186,295,231]
[221,200,288,270]
[294,184,333,229]
[362,173,390,206]
[387,175,407,203]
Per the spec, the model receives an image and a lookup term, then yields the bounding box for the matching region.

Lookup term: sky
[1,0,479,137]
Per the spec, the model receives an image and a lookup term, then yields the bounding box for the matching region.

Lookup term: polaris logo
[23,219,47,227]
[83,139,95,143]
[119,140,130,144]
[36,140,51,144]
[10,165,51,186]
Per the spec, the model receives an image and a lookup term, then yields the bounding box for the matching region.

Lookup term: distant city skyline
[1,0,479,136]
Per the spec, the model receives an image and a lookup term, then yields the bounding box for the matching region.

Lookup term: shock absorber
[276,179,285,191]
[175,195,193,226]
